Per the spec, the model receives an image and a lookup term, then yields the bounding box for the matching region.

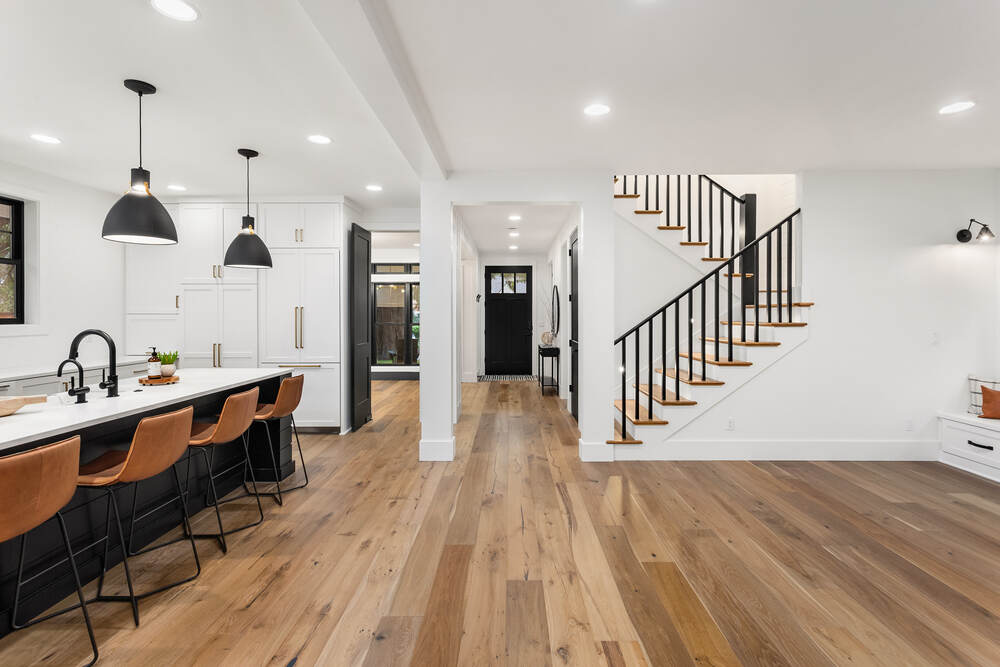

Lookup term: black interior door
[569,232,579,420]
[484,266,532,375]
[350,224,372,428]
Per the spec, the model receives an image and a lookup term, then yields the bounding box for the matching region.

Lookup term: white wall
[673,169,999,457]
[420,169,615,461]
[372,247,420,263]
[0,160,124,371]
[546,211,579,402]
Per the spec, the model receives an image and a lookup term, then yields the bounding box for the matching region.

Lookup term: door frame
[349,223,372,429]
[484,265,533,376]
[569,230,579,421]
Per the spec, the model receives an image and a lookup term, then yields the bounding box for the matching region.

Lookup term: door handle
[217,342,222,367]
[212,343,216,367]
[299,306,304,349]
[294,307,299,348]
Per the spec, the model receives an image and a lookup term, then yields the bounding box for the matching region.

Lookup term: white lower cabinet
[263,363,341,428]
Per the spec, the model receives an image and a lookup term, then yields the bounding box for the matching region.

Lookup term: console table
[538,345,560,395]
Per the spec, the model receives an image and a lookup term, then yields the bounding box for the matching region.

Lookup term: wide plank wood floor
[3,380,1000,665]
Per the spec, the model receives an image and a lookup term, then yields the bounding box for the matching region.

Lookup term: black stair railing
[612,209,802,440]
[615,174,750,260]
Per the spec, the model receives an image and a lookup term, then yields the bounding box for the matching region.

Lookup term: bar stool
[76,405,198,625]
[186,386,263,553]
[250,374,308,505]
[2,436,99,667]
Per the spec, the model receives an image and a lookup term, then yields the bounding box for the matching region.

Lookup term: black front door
[569,231,579,420]
[484,266,532,375]
[349,224,372,428]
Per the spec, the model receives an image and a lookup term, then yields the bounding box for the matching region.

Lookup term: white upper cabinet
[176,204,223,282]
[261,202,341,248]
[179,283,220,368]
[125,203,180,314]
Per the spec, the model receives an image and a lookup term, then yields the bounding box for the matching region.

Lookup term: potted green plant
[160,350,179,378]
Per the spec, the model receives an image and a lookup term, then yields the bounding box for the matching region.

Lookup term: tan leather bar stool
[185,386,263,553]
[76,406,198,625]
[2,436,99,667]
[250,374,308,506]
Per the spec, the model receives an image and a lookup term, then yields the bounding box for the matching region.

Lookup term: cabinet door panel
[302,203,339,246]
[260,203,302,248]
[180,284,220,367]
[125,203,180,313]
[221,284,258,367]
[221,203,260,283]
[290,366,340,427]
[260,249,301,363]
[126,314,181,358]
[177,205,222,282]
[300,249,340,362]
[20,375,67,396]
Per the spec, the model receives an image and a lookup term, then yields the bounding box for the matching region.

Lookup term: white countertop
[0,368,288,452]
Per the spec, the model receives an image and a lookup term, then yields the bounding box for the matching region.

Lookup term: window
[0,197,24,325]
[372,263,419,274]
[373,282,420,366]
[489,270,528,294]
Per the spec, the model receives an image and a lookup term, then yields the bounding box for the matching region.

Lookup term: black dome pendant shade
[102,79,178,245]
[224,148,272,269]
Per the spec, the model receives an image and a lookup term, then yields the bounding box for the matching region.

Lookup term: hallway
[2,380,1000,665]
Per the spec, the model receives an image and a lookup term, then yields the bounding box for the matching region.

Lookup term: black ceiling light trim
[957,218,995,243]
[102,79,178,245]
[224,148,272,269]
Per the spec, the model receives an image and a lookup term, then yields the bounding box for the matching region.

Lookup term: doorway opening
[371,232,420,381]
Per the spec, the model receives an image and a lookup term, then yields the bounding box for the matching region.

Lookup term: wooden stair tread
[678,352,752,367]
[613,400,668,425]
[702,336,781,347]
[724,273,754,278]
[657,225,686,230]
[656,368,725,386]
[614,194,640,199]
[701,257,731,262]
[608,422,642,445]
[746,302,814,308]
[635,384,697,406]
[680,241,708,246]
[634,210,663,215]
[721,320,807,328]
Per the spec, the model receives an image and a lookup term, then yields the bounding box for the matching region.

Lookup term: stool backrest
[118,406,194,483]
[0,436,80,543]
[271,374,305,419]
[211,386,259,444]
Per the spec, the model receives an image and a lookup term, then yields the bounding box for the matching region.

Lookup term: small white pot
[161,364,176,378]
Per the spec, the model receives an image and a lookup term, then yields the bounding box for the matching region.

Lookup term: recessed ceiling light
[307,134,332,144]
[508,214,521,221]
[584,103,611,116]
[366,184,383,192]
[413,243,420,247]
[167,184,187,191]
[939,101,975,115]
[30,133,61,144]
[508,231,520,238]
[151,0,198,22]
[509,245,518,250]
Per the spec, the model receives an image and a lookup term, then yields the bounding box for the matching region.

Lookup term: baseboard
[940,450,1000,483]
[296,425,341,434]
[611,438,940,461]
[462,372,478,383]
[420,437,456,461]
[579,439,614,462]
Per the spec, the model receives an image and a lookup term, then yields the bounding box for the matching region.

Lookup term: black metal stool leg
[107,487,140,626]
[95,488,115,600]
[241,433,266,524]
[56,512,100,667]
[172,463,202,579]
[291,414,310,490]
[11,533,28,630]
[260,421,283,506]
[201,446,228,553]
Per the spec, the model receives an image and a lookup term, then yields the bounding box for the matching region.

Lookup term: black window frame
[371,281,420,366]
[0,195,25,325]
[371,262,419,275]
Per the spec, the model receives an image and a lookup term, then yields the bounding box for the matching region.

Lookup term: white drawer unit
[261,363,341,428]
[939,413,1000,482]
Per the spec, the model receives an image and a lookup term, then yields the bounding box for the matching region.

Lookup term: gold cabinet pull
[298,306,304,349]
[175,295,179,309]
[293,307,298,348]
[217,342,222,367]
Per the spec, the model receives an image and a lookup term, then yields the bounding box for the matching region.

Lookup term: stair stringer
[609,326,810,460]
[613,198,715,273]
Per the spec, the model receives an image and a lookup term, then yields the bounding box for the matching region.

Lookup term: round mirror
[551,284,560,337]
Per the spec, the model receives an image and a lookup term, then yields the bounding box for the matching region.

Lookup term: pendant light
[223,148,272,269]
[102,79,178,244]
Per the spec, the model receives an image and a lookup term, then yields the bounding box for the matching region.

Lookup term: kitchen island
[0,367,294,634]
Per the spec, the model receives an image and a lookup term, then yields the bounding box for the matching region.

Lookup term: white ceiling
[456,204,576,255]
[0,0,419,206]
[372,231,420,249]
[383,0,1000,173]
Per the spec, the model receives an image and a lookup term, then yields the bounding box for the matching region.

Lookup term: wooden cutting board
[139,375,179,386]
[0,395,47,417]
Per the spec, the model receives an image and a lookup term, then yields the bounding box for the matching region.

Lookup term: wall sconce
[957,218,995,243]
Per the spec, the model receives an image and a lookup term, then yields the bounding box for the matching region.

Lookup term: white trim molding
[579,439,615,462]
[420,436,455,461]
[610,439,940,461]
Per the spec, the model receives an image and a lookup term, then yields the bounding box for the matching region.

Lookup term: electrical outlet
[726,417,736,431]
[903,419,914,432]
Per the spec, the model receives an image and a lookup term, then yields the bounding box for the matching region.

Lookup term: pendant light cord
[246,156,251,217]
[137,92,144,168]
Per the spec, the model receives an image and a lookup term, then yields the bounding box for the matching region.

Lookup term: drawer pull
[968,440,995,451]
[277,364,321,368]
[0,384,10,390]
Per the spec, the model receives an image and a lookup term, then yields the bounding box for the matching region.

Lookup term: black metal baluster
[655,175,660,212]
[714,273,720,362]
[660,310,666,402]
[644,174,649,211]
[621,342,627,438]
[634,330,639,422]
[647,323,653,417]
[787,216,794,323]
[674,304,681,399]
[687,294,693,382]
[730,198,736,257]
[719,190,724,258]
[700,282,707,380]
[676,174,681,232]
[708,184,714,256]
[697,177,703,242]
[687,175,692,231]
[754,244,760,341]
[776,226,783,323]
[666,174,671,228]
[727,260,734,361]
[766,234,773,323]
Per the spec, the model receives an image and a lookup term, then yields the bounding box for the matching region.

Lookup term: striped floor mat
[478,374,537,382]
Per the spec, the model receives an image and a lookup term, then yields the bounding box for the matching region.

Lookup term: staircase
[608,182,811,455]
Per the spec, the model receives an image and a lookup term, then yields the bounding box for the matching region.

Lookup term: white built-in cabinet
[124,200,345,427]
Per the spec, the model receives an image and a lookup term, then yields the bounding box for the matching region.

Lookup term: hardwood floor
[3,379,1000,665]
